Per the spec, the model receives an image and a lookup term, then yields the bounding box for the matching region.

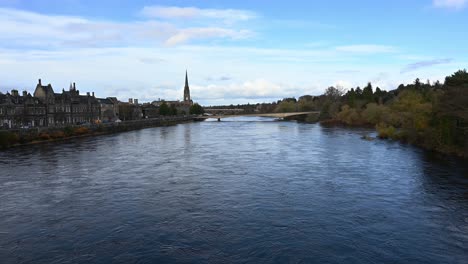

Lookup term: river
[1,117,467,263]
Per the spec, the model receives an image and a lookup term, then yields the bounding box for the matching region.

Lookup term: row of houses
[0,73,194,129]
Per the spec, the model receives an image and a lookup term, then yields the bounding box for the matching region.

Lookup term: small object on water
[361,135,375,141]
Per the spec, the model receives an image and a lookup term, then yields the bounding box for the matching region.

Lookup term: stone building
[0,80,101,128]
[33,80,100,126]
[0,90,46,128]
[118,98,142,121]
[97,97,119,122]
[141,103,159,118]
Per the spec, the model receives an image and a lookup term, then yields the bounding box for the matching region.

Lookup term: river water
[0,117,467,263]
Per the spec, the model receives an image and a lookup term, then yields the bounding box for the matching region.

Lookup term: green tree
[375,87,382,96]
[391,90,432,134]
[374,87,384,104]
[336,105,361,125]
[414,78,421,89]
[275,100,296,113]
[189,103,205,115]
[282,97,297,103]
[159,102,170,116]
[170,105,178,115]
[362,82,374,103]
[346,88,357,108]
[324,86,344,101]
[445,69,468,87]
[362,103,389,125]
[355,86,362,96]
[298,95,315,111]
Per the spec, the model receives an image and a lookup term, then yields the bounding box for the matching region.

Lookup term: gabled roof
[36,84,54,95]
[97,98,113,105]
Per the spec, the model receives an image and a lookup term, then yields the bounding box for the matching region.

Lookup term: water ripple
[0,119,467,263]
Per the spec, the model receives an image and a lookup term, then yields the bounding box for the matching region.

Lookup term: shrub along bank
[0,116,193,149]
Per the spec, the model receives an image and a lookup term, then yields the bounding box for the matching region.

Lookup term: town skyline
[0,0,467,105]
[0,71,197,129]
[0,72,194,106]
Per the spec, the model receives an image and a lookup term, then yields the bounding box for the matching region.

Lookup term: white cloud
[140,6,256,23]
[0,7,252,48]
[335,45,397,54]
[433,0,468,9]
[165,28,252,46]
[189,79,309,105]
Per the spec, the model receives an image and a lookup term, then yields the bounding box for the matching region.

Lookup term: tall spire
[184,70,191,103]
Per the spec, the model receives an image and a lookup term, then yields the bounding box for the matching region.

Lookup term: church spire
[184,70,191,103]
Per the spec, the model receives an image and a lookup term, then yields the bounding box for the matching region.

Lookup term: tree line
[158,102,204,116]
[273,69,468,157]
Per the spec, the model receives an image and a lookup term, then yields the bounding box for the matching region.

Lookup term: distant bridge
[204,108,245,115]
[194,111,319,121]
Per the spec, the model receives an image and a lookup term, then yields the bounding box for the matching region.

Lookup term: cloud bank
[433,0,468,9]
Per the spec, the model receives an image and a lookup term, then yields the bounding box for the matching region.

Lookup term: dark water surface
[1,117,467,263]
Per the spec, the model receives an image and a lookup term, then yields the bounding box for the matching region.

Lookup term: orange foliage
[39,133,51,140]
[51,131,65,139]
[74,127,90,135]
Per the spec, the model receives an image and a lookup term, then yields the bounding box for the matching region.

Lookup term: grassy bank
[0,116,193,149]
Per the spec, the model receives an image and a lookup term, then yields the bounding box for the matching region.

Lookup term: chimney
[38,79,42,85]
[129,98,133,104]
[73,82,76,90]
[87,92,90,96]
[134,99,138,105]
[92,92,95,97]
[23,91,27,97]
[11,90,19,97]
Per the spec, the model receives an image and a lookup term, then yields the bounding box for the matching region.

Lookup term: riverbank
[271,70,468,160]
[318,118,468,159]
[0,116,194,149]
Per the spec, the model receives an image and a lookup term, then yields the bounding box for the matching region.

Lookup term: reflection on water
[0,118,467,263]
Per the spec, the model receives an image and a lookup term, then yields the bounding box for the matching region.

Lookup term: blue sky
[0,0,467,105]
